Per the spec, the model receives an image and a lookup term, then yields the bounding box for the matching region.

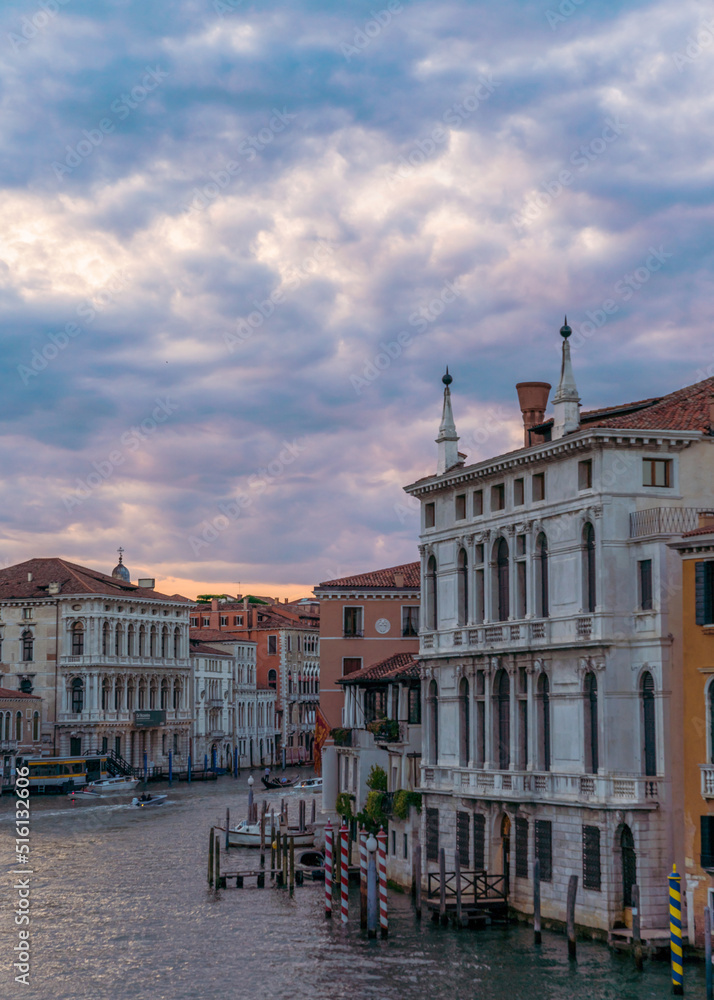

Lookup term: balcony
[60,655,190,670]
[343,630,364,639]
[209,698,224,708]
[700,764,714,799]
[630,507,714,539]
[209,730,226,740]
[422,614,608,656]
[421,766,661,807]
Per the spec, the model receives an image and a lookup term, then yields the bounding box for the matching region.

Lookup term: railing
[425,615,608,655]
[0,740,19,752]
[209,699,224,708]
[427,870,508,904]
[342,630,364,638]
[421,767,661,805]
[630,507,714,539]
[701,764,714,799]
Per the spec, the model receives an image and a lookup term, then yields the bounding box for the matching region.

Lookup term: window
[174,628,181,658]
[641,672,656,776]
[537,674,551,772]
[536,534,549,618]
[583,523,596,613]
[71,678,84,713]
[21,630,33,662]
[696,561,714,626]
[425,502,436,529]
[639,560,653,611]
[474,545,485,624]
[472,814,485,870]
[457,812,470,868]
[516,537,527,619]
[702,816,714,869]
[342,658,362,677]
[532,472,545,503]
[16,712,22,740]
[584,672,599,774]
[343,607,363,637]
[495,669,510,770]
[514,479,524,506]
[32,711,39,741]
[459,678,470,768]
[365,688,387,723]
[473,490,484,517]
[515,817,529,879]
[234,615,243,626]
[582,826,602,891]
[402,606,420,637]
[408,683,421,724]
[427,680,439,764]
[220,616,228,626]
[71,623,84,656]
[457,549,468,626]
[268,635,278,654]
[535,821,553,882]
[268,668,278,689]
[455,494,466,520]
[495,538,510,622]
[190,617,198,627]
[403,833,409,860]
[202,617,210,627]
[491,484,505,511]
[426,808,440,863]
[579,460,593,491]
[643,458,672,488]
[518,667,528,770]
[426,556,438,630]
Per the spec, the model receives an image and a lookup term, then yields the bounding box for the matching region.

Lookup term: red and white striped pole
[377,826,388,939]
[324,820,333,919]
[340,822,349,924]
[359,829,368,929]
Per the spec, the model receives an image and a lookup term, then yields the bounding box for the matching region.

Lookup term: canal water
[1,777,705,1000]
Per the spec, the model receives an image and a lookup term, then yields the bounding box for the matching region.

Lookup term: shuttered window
[457,812,470,868]
[696,561,714,626]
[701,816,714,870]
[515,817,529,879]
[582,825,602,891]
[426,808,439,863]
[535,821,553,882]
[473,814,486,870]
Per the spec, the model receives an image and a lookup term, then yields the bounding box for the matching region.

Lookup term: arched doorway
[501,815,511,895]
[621,826,637,917]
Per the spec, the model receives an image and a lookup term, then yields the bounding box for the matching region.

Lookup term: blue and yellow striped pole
[669,864,684,995]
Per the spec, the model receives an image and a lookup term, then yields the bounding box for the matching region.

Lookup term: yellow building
[671,520,714,947]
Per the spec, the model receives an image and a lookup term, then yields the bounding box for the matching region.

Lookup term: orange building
[313,563,420,729]
[671,520,714,947]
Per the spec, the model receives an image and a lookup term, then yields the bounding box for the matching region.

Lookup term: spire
[436,368,461,475]
[112,548,131,583]
[552,318,581,439]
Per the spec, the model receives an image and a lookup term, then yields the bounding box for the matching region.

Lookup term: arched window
[457,549,468,626]
[71,623,84,656]
[495,669,510,769]
[138,626,146,657]
[459,677,470,768]
[426,555,438,630]
[16,711,22,741]
[71,678,84,713]
[583,523,596,613]
[641,672,656,777]
[537,673,551,772]
[138,679,146,710]
[126,680,135,711]
[127,625,135,657]
[584,672,599,774]
[32,711,40,741]
[174,628,181,659]
[102,622,110,656]
[161,679,169,710]
[268,669,277,690]
[22,630,34,662]
[173,681,180,712]
[427,680,439,764]
[114,681,122,712]
[536,534,549,618]
[102,678,111,711]
[115,625,122,657]
[150,626,157,658]
[496,539,510,622]
[150,681,157,710]
[161,627,168,658]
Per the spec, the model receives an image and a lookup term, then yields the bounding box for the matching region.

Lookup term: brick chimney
[394,572,405,588]
[699,511,714,530]
[516,382,552,446]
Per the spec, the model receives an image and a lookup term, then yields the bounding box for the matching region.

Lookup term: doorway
[501,814,511,894]
[621,826,637,925]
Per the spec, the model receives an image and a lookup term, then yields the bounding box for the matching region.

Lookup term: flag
[313,707,331,777]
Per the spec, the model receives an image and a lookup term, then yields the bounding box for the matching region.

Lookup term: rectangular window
[491,484,505,511]
[403,833,409,860]
[391,829,396,856]
[474,814,486,870]
[267,635,278,655]
[455,494,466,520]
[696,562,714,626]
[516,561,527,619]
[408,684,421,724]
[639,560,653,611]
[425,502,436,528]
[402,606,420,637]
[515,817,529,879]
[579,460,593,491]
[582,825,602,891]
[342,658,362,677]
[701,816,714,869]
[287,635,292,652]
[343,607,364,637]
[202,617,210,627]
[234,615,243,626]
[473,490,484,517]
[23,608,31,620]
[190,617,198,627]
[532,472,546,502]
[457,812,470,868]
[220,616,227,626]
[514,478,525,506]
[643,458,672,488]
[426,808,440,863]
[535,821,553,882]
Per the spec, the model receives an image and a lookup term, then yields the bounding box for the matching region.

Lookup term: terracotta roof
[0,687,41,700]
[682,525,714,538]
[339,652,420,685]
[0,558,187,602]
[317,562,421,590]
[580,377,714,432]
[189,628,254,644]
[189,640,233,658]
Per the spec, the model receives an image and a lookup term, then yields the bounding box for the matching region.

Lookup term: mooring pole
[168,750,173,786]
[325,820,333,919]
[208,826,214,886]
[439,848,447,926]
[187,752,192,783]
[289,836,296,898]
[670,865,684,995]
[706,905,713,1000]
[632,884,643,972]
[248,779,254,824]
[367,838,378,939]
[455,845,463,929]
[414,843,422,921]
[270,823,276,880]
[234,747,238,778]
[225,807,230,851]
[567,875,578,960]
[377,826,388,939]
[282,833,288,888]
[214,832,221,889]
[534,858,542,946]
[143,752,148,783]
[360,829,368,929]
[311,798,316,825]
[340,823,349,924]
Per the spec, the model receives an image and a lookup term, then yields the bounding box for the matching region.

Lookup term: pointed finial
[442,366,453,387]
[117,547,124,563]
[560,316,572,339]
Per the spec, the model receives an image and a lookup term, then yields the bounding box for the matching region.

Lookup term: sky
[1,0,713,600]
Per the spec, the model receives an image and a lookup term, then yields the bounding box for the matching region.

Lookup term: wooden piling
[534,858,542,946]
[415,843,422,921]
[214,832,221,889]
[455,847,463,929]
[282,833,288,887]
[208,826,215,886]
[439,848,447,926]
[225,808,230,851]
[566,875,578,960]
[311,798,316,825]
[632,884,643,972]
[270,824,276,880]
[289,837,296,898]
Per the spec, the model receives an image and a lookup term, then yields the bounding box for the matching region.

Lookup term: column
[484,668,493,769]
[526,667,535,771]
[509,667,517,771]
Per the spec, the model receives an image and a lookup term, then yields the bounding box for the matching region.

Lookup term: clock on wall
[375,618,391,634]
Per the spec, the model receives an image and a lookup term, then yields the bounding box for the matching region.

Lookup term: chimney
[516,382,552,447]
[211,598,219,611]
[138,578,155,589]
[27,572,33,583]
[394,572,405,588]
[699,512,714,530]
[48,582,60,595]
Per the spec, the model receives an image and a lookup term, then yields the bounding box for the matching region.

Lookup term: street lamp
[366,833,378,938]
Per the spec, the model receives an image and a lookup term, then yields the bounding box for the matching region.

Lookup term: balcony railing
[423,615,608,655]
[701,764,714,799]
[343,630,364,638]
[630,507,714,539]
[421,766,661,806]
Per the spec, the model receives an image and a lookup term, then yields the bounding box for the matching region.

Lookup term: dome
[112,549,131,582]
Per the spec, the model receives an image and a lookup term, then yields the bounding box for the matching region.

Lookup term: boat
[261,775,298,790]
[221,819,314,848]
[131,794,168,808]
[293,777,322,792]
[82,776,139,795]
[296,849,325,880]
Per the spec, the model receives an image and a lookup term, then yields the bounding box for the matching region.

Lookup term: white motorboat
[83,776,140,795]
[131,793,168,808]
[221,819,314,848]
[293,777,322,792]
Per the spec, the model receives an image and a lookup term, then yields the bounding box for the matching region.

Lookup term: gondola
[261,775,298,789]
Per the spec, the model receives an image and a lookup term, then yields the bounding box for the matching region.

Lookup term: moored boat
[261,775,298,790]
[83,776,139,795]
[221,819,314,848]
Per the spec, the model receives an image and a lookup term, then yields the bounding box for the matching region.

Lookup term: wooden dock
[426,870,509,927]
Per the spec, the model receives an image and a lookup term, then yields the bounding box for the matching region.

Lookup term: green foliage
[366,718,401,742]
[357,790,389,834]
[335,793,355,820]
[196,594,232,603]
[366,765,388,791]
[393,790,423,820]
[330,728,352,747]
